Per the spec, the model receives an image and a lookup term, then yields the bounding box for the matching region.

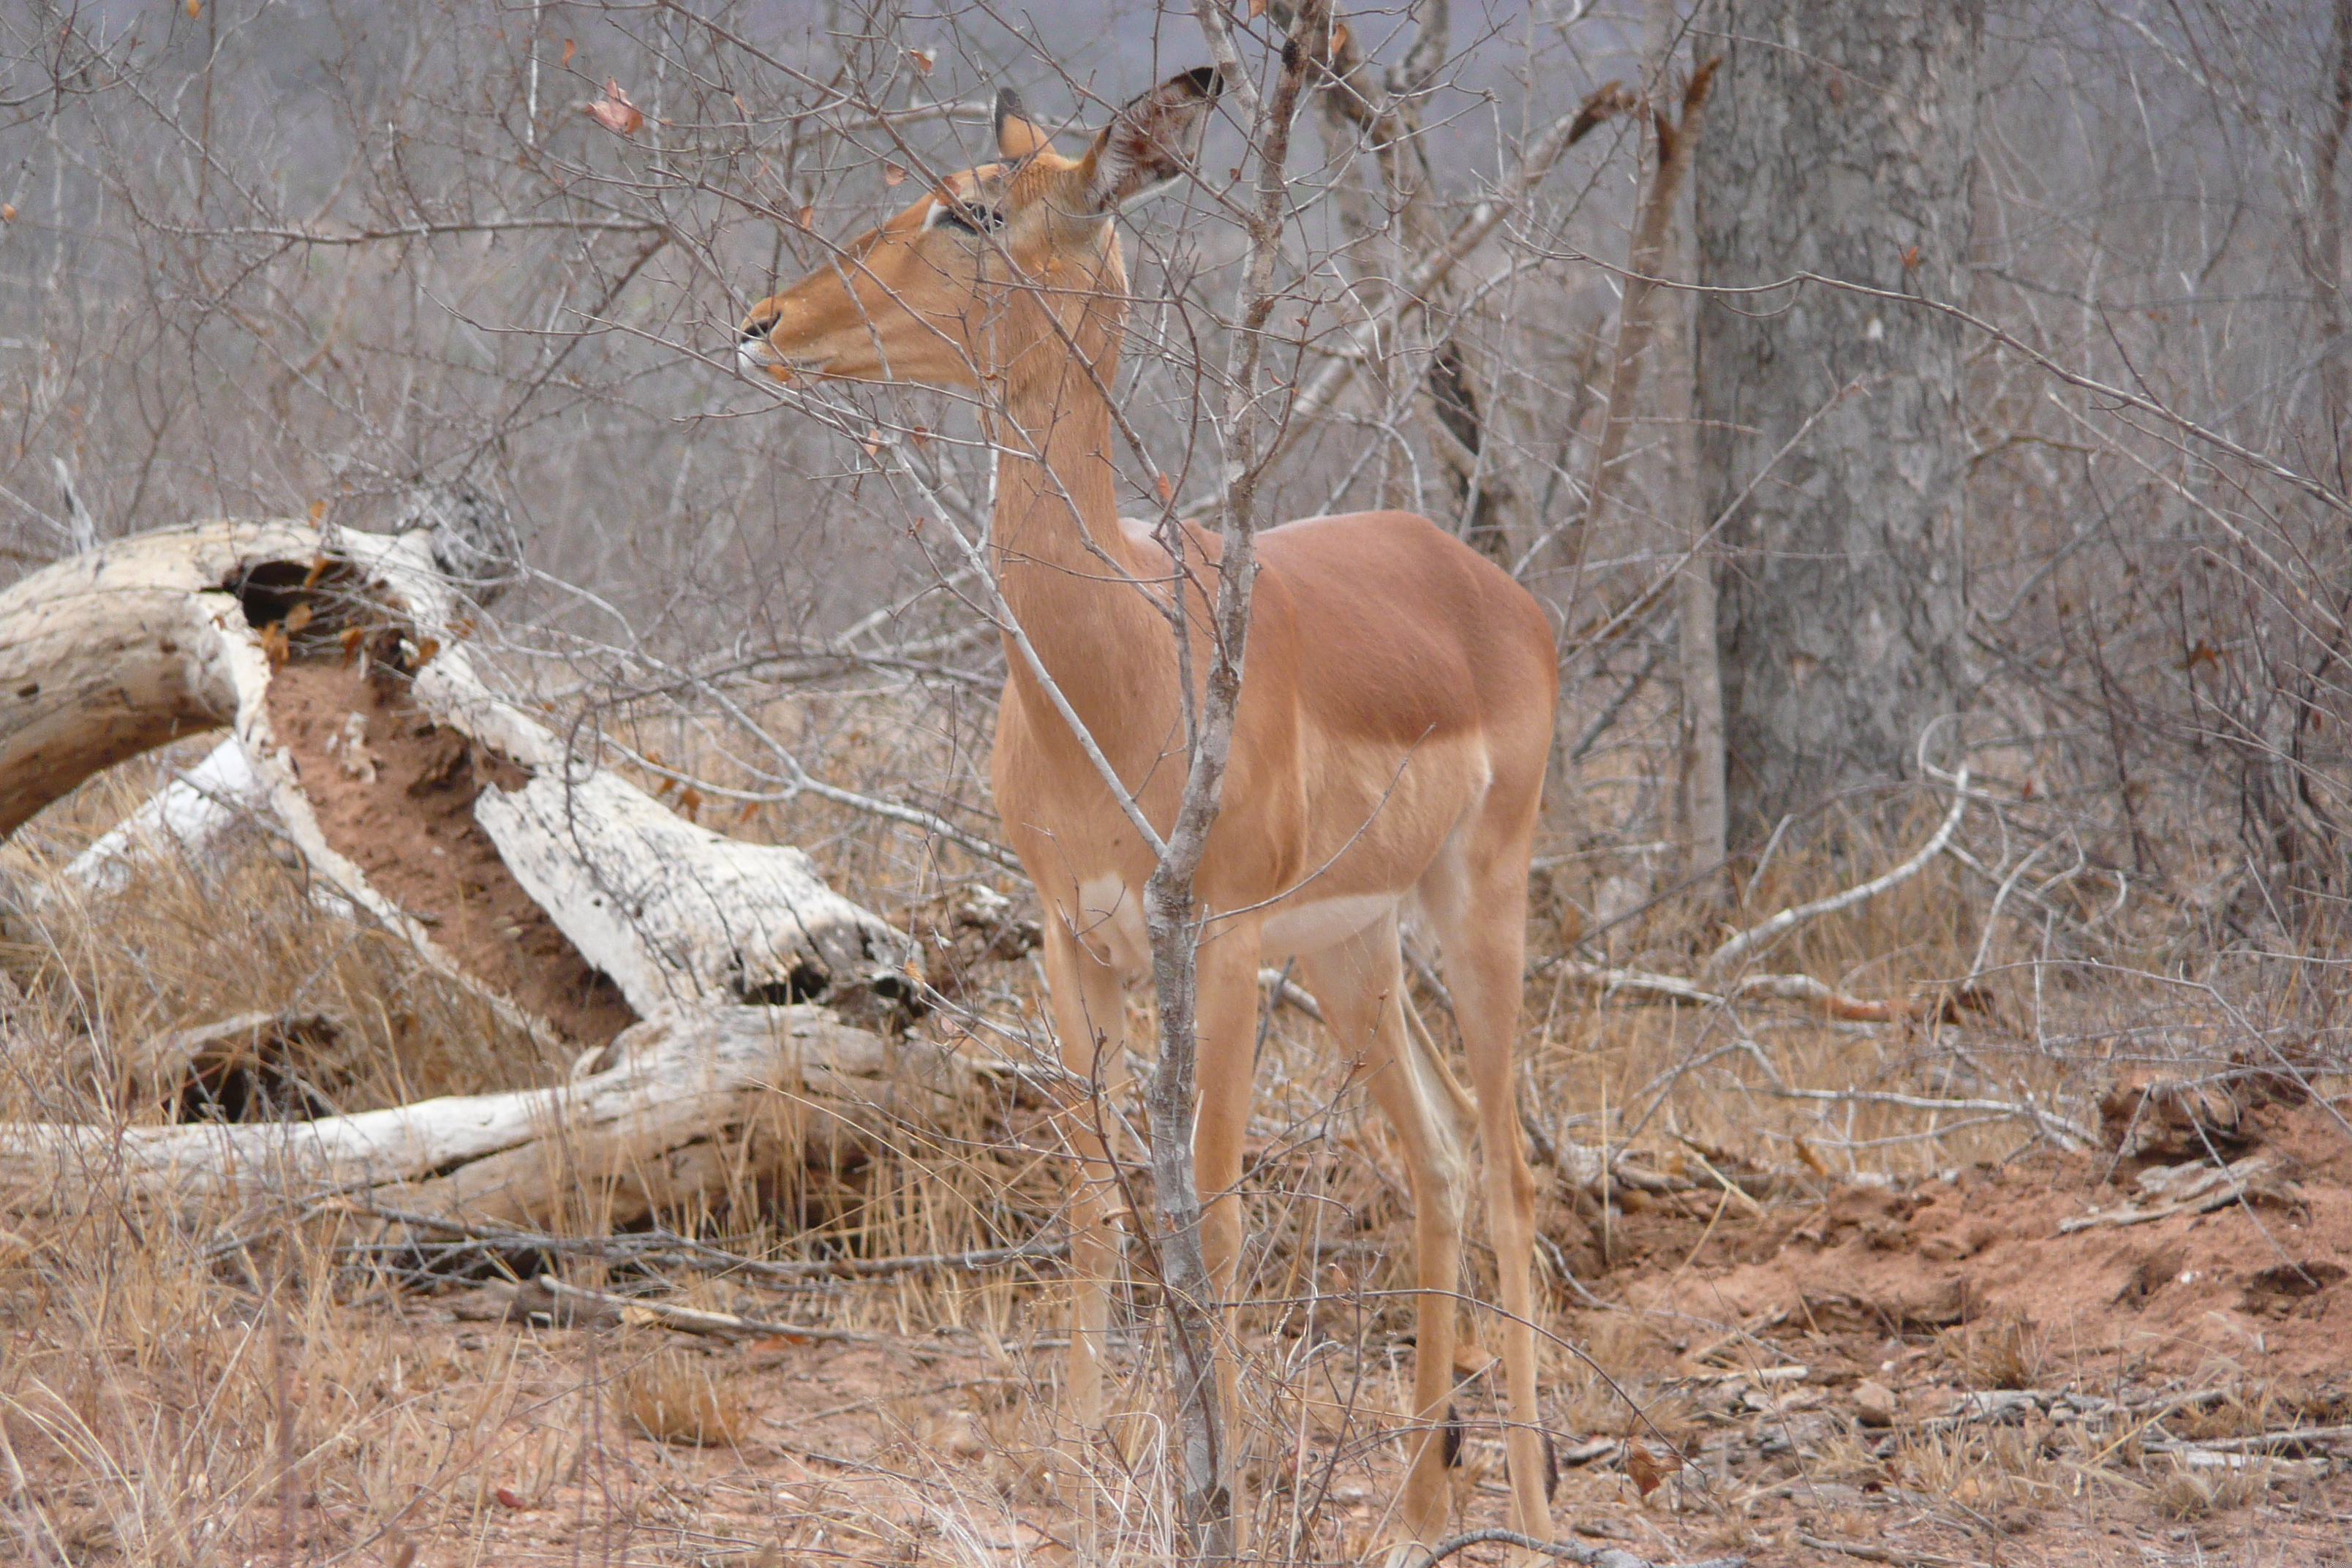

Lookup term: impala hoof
[1373,1539,1436,1568]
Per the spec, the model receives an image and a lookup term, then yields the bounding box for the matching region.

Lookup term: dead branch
[522,1277,883,1345]
[351,1199,1068,1283]
[1422,1527,1745,1568]
[1552,960,1954,1023]
[1702,764,1970,979]
[2056,1153,2288,1233]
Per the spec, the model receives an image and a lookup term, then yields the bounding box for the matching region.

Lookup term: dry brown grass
[617,1343,753,1447]
[0,690,2341,1565]
[1937,1312,2048,1392]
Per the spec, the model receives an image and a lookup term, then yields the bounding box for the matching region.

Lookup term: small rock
[1853,1381,1899,1428]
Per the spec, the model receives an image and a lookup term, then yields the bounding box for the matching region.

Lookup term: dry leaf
[1249,0,1267,15]
[259,622,290,671]
[589,78,644,136]
[1153,472,1175,504]
[1330,22,1350,53]
[338,625,364,668]
[185,0,201,16]
[883,162,907,186]
[561,38,576,66]
[676,785,703,821]
[795,203,815,230]
[733,799,760,827]
[908,424,931,447]
[283,603,314,636]
[1901,244,1921,270]
[1626,1439,1684,1497]
[0,205,15,223]
[906,48,934,75]
[301,551,331,588]
[412,636,441,670]
[861,428,886,456]
[1794,1136,1829,1176]
[493,1485,525,1510]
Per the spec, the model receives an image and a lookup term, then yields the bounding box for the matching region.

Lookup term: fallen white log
[0,519,965,1223]
[60,736,270,894]
[0,1006,983,1224]
[0,519,317,838]
[0,519,565,1041]
[0,517,913,1030]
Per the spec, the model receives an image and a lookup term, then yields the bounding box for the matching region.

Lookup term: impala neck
[990,338,1173,742]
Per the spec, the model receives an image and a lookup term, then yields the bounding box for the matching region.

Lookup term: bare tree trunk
[1643,1,1728,886]
[1695,0,1980,850]
[1572,59,1716,587]
[1161,8,1324,1558]
[2310,0,2352,459]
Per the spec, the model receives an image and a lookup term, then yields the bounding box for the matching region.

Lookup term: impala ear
[1077,66,1221,214]
[995,87,1056,161]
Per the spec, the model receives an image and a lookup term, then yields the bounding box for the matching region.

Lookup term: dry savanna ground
[0,704,2345,1568]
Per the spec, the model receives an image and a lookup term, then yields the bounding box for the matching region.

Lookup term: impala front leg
[1190,916,1267,1552]
[1041,912,1132,1481]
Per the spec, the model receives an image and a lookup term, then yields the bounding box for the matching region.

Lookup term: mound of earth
[1607,1088,2352,1383]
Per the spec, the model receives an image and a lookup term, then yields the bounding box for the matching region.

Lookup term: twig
[1180,79,1634,516]
[2141,1424,2352,1455]
[1567,616,1672,766]
[532,1277,885,1344]
[1259,967,1326,1022]
[1552,960,1936,1022]
[1755,1081,2095,1150]
[351,1202,1068,1281]
[1703,765,1970,979]
[1421,1527,1745,1568]
[2055,1154,2282,1232]
[1966,838,2051,983]
[1796,1536,1980,1568]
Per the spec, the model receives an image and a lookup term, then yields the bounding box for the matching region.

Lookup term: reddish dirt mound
[1610,1095,2352,1384]
[268,658,636,1046]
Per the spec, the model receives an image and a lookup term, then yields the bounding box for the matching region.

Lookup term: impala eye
[935,202,1003,234]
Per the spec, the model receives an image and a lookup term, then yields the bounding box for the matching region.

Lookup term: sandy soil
[168,1090,2342,1567]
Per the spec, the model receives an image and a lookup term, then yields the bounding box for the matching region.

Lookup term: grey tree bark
[1693,0,1979,848]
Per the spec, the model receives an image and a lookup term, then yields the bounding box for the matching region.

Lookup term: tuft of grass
[2154,1458,2265,1519]
[1937,1312,2046,1391]
[617,1343,751,1447]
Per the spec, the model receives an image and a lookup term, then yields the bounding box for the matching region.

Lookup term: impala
[739,69,1559,1560]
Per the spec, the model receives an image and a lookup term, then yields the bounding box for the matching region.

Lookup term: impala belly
[1069,876,1404,979]
[1261,892,1398,960]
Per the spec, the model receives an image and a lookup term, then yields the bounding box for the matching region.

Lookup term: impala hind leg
[1297,917,1474,1560]
[1040,913,1131,1491]
[1421,824,1556,1559]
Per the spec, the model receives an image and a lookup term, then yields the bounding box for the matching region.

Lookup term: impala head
[737,67,1219,394]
